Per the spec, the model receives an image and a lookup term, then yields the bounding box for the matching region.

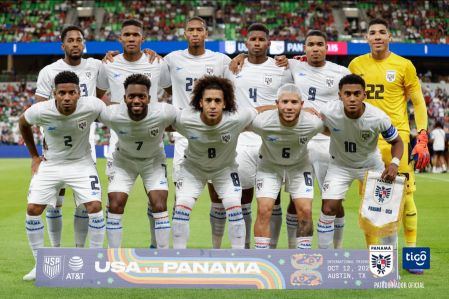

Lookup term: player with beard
[34,25,105,249]
[99,74,177,249]
[97,19,170,249]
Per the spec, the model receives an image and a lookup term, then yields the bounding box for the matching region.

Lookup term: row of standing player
[21,16,430,280]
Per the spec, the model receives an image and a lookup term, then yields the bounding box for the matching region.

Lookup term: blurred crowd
[0,0,447,43]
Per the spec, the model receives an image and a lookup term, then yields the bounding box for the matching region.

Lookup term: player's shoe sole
[406,269,424,275]
[23,267,36,281]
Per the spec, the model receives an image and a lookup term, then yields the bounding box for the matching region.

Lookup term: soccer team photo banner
[36,248,398,289]
[359,171,406,237]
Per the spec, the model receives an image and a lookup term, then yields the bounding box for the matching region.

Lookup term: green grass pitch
[0,158,448,298]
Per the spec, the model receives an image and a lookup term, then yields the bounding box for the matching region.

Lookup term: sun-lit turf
[0,158,447,298]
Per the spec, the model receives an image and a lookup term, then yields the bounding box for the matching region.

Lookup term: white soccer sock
[46,198,63,247]
[382,234,398,250]
[172,203,192,249]
[286,213,298,249]
[88,211,105,248]
[224,201,245,249]
[317,212,335,249]
[296,237,312,249]
[153,211,170,249]
[147,205,157,248]
[74,205,89,248]
[241,203,252,249]
[106,212,122,248]
[210,202,226,249]
[254,237,270,249]
[25,214,44,261]
[333,217,345,249]
[269,204,282,249]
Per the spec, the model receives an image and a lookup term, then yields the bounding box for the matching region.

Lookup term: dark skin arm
[35,95,47,103]
[381,135,404,181]
[19,115,43,175]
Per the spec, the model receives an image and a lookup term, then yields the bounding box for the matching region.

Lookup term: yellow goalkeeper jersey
[348,52,425,141]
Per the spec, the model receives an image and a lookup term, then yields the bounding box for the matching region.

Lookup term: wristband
[391,157,400,166]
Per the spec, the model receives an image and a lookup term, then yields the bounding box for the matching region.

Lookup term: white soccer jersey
[250,109,324,166]
[174,108,256,171]
[24,96,105,160]
[290,59,350,141]
[321,101,398,168]
[164,49,231,109]
[225,57,293,146]
[290,60,350,110]
[36,58,102,99]
[99,102,177,159]
[97,53,170,103]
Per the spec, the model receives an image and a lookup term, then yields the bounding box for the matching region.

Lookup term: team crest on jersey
[360,130,371,142]
[369,245,393,277]
[264,74,273,86]
[77,119,87,131]
[299,136,308,144]
[144,72,152,79]
[149,127,159,137]
[205,65,215,75]
[221,132,231,143]
[325,77,334,88]
[386,70,396,82]
[43,256,62,279]
[85,71,91,79]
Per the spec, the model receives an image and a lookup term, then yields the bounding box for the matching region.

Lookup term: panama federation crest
[149,127,160,137]
[360,130,371,142]
[221,132,231,143]
[369,245,393,277]
[374,185,392,204]
[77,119,87,131]
[386,70,396,82]
[85,71,91,79]
[264,74,273,86]
[205,65,215,75]
[325,77,334,88]
[43,256,62,279]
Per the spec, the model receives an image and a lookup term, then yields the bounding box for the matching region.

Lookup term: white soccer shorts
[107,152,168,194]
[255,162,314,200]
[27,156,102,208]
[307,138,330,191]
[176,161,242,204]
[322,159,384,200]
[172,132,187,183]
[236,144,259,189]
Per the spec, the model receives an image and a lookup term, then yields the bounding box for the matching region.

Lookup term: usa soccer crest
[360,130,371,142]
[77,119,87,131]
[205,65,215,75]
[149,127,159,137]
[325,77,334,88]
[264,74,273,86]
[386,70,396,82]
[221,132,231,143]
[43,256,62,279]
[374,185,392,204]
[85,71,91,79]
[369,245,393,277]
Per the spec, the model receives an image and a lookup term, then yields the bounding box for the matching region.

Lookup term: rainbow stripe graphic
[107,249,286,289]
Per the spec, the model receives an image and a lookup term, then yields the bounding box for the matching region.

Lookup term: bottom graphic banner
[36,247,398,289]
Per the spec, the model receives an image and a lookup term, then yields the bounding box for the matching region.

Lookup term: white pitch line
[415,174,449,183]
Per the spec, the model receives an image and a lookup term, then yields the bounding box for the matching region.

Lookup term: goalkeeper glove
[411,130,430,169]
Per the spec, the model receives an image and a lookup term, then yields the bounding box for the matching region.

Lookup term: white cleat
[23,267,36,281]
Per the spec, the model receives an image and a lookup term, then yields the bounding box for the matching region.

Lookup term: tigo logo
[402,247,430,269]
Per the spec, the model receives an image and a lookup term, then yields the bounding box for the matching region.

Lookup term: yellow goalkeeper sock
[403,192,417,247]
